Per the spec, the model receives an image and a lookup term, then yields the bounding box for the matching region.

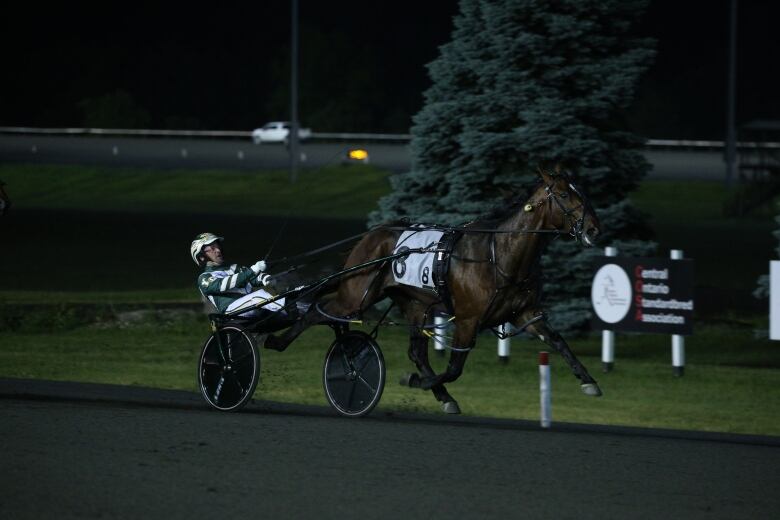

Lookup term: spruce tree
[369,0,657,333]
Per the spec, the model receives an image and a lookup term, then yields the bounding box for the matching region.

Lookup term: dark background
[1,1,778,139]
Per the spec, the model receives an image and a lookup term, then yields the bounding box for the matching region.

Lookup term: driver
[190,232,285,316]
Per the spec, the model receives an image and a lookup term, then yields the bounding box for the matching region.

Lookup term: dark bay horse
[268,168,602,413]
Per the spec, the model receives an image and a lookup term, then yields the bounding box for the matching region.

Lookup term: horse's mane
[464,181,543,228]
[372,181,544,231]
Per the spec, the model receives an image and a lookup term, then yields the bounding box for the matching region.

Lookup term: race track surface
[1,378,778,519]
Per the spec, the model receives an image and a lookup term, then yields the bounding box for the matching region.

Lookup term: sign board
[771,261,780,340]
[592,256,695,335]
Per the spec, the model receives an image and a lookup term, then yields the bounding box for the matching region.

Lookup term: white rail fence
[1,126,779,149]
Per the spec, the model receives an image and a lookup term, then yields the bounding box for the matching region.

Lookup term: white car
[251,121,311,144]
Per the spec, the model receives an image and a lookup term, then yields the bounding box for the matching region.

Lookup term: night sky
[2,1,778,139]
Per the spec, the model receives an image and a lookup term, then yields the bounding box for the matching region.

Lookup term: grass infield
[0,163,389,219]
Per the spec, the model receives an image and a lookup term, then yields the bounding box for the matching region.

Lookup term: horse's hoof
[581,383,603,397]
[441,400,461,414]
[399,373,421,388]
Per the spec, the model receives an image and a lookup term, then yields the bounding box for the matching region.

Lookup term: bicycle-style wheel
[198,326,259,412]
[323,331,385,417]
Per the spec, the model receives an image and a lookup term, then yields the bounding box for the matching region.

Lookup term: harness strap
[421,328,474,352]
[314,302,363,324]
[432,230,462,316]
[492,314,546,339]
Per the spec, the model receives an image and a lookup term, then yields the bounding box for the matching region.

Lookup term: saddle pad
[392,227,444,289]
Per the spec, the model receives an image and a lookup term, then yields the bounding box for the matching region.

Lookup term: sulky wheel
[323,330,385,417]
[198,326,260,412]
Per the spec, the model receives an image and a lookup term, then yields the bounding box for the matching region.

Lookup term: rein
[268,178,592,269]
[266,223,573,270]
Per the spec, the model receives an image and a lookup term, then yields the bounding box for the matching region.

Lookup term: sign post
[670,250,685,376]
[771,261,780,340]
[602,246,618,372]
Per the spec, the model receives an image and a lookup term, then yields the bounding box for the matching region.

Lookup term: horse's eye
[560,192,568,198]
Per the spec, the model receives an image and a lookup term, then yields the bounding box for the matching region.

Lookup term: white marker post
[671,249,685,376]
[602,246,618,372]
[433,314,448,356]
[497,323,512,363]
[771,261,780,340]
[539,351,551,428]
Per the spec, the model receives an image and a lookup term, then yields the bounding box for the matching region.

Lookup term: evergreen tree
[369,0,657,333]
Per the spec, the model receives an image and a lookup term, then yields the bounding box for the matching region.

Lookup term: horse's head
[535,168,600,247]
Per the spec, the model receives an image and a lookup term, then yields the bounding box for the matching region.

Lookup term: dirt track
[1,379,778,519]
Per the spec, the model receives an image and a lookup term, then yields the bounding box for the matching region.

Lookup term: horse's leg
[415,318,478,414]
[392,299,443,401]
[520,313,602,397]
[399,310,457,412]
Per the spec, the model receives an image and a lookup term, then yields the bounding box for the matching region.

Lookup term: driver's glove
[250,260,267,274]
[257,273,273,287]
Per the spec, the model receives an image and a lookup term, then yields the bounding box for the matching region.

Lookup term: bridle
[542,176,594,245]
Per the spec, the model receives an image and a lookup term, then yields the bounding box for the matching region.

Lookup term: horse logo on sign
[591,264,632,324]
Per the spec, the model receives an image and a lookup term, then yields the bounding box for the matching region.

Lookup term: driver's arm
[199,265,261,295]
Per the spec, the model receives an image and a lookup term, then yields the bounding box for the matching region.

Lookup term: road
[1,378,778,519]
[0,135,411,173]
[0,134,729,180]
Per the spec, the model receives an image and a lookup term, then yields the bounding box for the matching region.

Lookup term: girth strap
[432,230,462,316]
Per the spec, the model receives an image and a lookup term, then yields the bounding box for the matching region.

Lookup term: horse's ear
[553,163,574,180]
[538,166,555,185]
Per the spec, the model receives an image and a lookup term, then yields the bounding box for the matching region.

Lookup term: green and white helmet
[190,232,223,265]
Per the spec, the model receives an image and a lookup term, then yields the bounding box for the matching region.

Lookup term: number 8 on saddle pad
[392,226,444,290]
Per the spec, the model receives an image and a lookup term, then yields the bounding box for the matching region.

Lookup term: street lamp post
[725,0,738,188]
[289,0,300,183]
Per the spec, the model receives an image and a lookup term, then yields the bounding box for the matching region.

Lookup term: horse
[266,167,602,414]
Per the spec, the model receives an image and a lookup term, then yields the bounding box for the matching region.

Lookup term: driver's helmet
[190,232,223,266]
